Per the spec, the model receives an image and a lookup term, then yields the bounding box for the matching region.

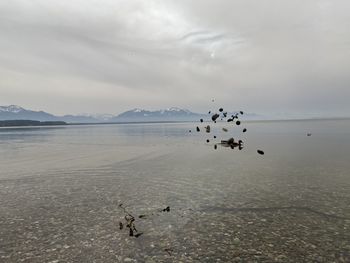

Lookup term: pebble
[124,258,133,262]
[233,238,240,245]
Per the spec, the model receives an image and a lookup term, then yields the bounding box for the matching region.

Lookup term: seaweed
[118,203,171,238]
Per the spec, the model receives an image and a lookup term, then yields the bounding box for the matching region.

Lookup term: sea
[1,119,350,262]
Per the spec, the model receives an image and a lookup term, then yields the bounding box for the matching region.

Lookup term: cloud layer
[0,0,349,117]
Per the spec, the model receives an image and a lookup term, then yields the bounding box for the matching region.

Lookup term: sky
[0,0,350,117]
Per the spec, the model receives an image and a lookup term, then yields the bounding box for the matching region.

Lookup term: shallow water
[1,120,350,262]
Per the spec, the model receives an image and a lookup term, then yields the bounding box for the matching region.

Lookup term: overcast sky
[0,0,349,117]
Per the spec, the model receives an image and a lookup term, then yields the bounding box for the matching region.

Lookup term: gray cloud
[0,0,349,117]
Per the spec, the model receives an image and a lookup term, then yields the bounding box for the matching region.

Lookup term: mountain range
[0,105,261,123]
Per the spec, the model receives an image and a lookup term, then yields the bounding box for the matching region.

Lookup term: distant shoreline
[1,117,349,128]
[0,120,67,127]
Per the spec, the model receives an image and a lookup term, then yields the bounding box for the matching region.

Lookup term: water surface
[1,120,350,262]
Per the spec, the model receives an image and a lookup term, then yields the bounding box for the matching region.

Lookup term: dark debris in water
[164,248,174,256]
[118,203,171,239]
[194,103,265,155]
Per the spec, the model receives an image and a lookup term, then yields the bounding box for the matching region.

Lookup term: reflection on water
[0,120,350,262]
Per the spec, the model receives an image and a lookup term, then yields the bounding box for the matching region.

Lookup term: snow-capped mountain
[0,105,262,123]
[111,107,201,122]
[0,105,203,123]
[0,105,59,121]
[0,105,24,113]
[0,105,99,123]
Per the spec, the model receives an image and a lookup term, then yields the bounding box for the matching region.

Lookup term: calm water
[1,120,350,262]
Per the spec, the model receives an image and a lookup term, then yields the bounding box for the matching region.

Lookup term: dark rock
[243,128,247,133]
[129,228,134,237]
[200,118,203,123]
[257,150,264,155]
[119,222,124,230]
[162,206,170,212]
[212,113,220,122]
[214,136,217,139]
[240,111,244,114]
[196,126,200,132]
[219,108,224,112]
[206,139,210,143]
[214,144,217,150]
[222,128,228,132]
[236,121,241,125]
[205,125,211,133]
